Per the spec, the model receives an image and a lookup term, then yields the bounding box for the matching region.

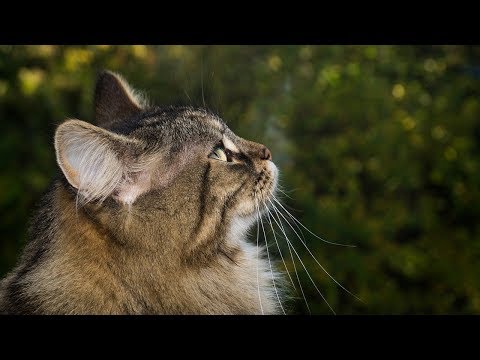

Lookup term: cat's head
[54,71,278,257]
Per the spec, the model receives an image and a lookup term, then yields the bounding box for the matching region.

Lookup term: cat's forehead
[163,107,221,129]
[114,106,231,143]
[143,107,224,129]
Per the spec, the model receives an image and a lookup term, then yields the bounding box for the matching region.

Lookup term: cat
[0,70,285,314]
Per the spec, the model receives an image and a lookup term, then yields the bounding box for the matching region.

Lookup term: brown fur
[0,71,284,314]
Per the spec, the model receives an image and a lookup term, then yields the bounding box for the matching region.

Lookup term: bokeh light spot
[132,45,148,60]
[268,55,282,72]
[444,146,457,161]
[392,84,406,99]
[18,68,45,96]
[431,125,446,140]
[424,58,437,72]
[401,116,416,131]
[0,80,8,96]
[299,46,312,60]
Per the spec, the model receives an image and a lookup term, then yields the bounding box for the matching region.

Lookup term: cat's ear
[55,119,152,205]
[94,70,146,127]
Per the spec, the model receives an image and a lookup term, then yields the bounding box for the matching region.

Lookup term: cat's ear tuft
[54,119,151,205]
[94,70,147,127]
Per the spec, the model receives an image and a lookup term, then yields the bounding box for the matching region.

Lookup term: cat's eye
[210,146,233,162]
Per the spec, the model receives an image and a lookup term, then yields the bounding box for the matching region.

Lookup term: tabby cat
[0,71,284,314]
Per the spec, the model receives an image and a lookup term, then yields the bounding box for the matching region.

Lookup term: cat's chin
[252,160,279,210]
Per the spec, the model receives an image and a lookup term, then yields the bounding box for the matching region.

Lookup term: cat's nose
[261,146,272,161]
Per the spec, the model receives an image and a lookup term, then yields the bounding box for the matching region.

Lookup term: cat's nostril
[261,147,272,161]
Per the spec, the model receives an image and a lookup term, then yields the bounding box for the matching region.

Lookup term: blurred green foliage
[1,45,479,314]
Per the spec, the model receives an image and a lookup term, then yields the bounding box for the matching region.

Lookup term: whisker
[275,187,295,201]
[269,198,363,303]
[254,196,264,315]
[263,205,297,291]
[272,196,356,248]
[275,183,302,196]
[273,197,309,244]
[268,204,311,314]
[269,205,335,315]
[256,199,286,315]
[274,189,305,213]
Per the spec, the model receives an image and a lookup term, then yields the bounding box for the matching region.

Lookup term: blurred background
[0,45,479,314]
